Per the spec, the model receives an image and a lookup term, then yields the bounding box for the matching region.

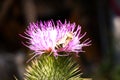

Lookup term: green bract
[24,54,82,80]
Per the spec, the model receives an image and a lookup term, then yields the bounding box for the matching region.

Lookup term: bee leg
[55,44,63,49]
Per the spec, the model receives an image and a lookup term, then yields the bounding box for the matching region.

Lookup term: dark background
[0,0,120,80]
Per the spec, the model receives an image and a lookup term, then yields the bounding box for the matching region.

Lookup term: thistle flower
[21,20,91,80]
[21,20,91,57]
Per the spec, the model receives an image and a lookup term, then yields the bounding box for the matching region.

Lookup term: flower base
[24,54,82,80]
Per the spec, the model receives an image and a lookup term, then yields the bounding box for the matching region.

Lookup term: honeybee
[55,32,73,49]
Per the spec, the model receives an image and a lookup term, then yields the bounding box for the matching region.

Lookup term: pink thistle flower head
[21,20,91,57]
